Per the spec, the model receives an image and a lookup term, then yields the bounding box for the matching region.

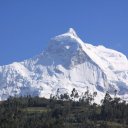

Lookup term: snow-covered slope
[0,28,128,103]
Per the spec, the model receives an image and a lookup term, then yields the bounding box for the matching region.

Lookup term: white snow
[0,28,128,103]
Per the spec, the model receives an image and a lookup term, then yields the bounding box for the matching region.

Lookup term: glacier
[0,28,128,103]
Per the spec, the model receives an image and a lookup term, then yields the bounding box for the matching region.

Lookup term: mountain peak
[0,28,128,103]
[67,28,78,37]
[54,28,78,40]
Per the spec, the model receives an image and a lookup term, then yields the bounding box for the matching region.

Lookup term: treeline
[0,89,128,128]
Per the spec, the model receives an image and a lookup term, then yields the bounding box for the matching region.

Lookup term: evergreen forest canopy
[0,88,128,128]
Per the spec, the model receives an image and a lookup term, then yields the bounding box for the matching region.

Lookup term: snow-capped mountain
[0,28,128,103]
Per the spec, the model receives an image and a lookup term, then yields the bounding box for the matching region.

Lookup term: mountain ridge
[0,28,128,103]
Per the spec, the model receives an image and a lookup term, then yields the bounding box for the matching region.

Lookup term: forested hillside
[0,89,128,128]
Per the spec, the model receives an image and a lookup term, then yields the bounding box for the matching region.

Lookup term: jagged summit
[48,28,84,54]
[51,28,85,52]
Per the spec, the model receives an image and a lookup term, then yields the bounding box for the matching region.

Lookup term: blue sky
[0,0,128,65]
